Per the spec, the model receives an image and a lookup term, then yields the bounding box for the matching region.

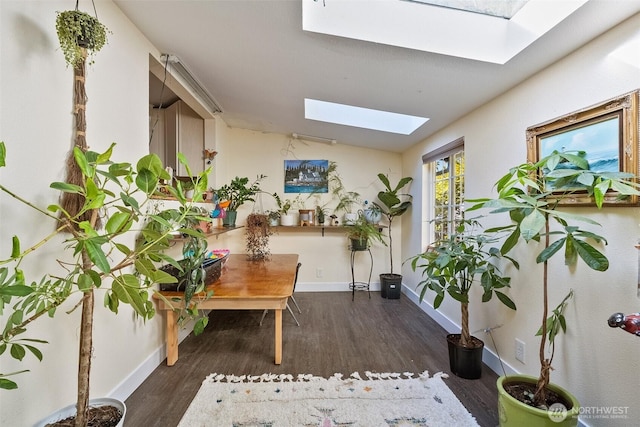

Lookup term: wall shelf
[170,226,243,241]
[273,225,385,237]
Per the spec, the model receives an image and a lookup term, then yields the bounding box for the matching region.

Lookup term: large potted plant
[372,173,413,298]
[0,142,211,426]
[215,175,264,227]
[409,219,516,379]
[468,151,639,426]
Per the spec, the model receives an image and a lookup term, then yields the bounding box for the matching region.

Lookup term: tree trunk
[75,249,94,427]
[460,302,470,347]
[534,215,550,406]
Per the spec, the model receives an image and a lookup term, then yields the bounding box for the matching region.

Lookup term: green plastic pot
[497,375,580,427]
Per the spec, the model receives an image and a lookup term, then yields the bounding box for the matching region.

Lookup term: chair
[260,262,302,326]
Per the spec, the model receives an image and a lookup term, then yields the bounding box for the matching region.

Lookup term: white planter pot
[279,213,297,226]
[34,397,126,427]
[344,212,358,225]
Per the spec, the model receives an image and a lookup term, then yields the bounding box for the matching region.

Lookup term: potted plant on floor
[346,211,387,251]
[215,175,265,227]
[468,150,639,426]
[0,142,212,426]
[372,173,413,298]
[409,218,516,379]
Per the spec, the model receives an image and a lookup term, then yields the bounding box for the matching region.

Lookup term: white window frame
[421,138,465,249]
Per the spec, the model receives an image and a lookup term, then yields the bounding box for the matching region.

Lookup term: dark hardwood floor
[125,291,499,426]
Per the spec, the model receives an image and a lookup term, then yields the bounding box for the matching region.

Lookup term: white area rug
[178,371,479,426]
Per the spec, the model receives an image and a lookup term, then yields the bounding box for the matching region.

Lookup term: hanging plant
[55,9,109,67]
[246,213,273,261]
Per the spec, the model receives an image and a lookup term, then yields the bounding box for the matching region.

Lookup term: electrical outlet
[316,268,323,278]
[515,338,525,363]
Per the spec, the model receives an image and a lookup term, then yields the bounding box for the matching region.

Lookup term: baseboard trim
[108,315,201,401]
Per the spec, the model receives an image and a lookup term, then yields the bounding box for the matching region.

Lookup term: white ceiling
[114,0,640,153]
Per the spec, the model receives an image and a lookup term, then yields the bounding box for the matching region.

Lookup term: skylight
[410,0,530,19]
[302,0,589,64]
[305,98,429,134]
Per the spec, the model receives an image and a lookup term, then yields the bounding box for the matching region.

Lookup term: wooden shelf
[170,226,243,241]
[273,225,385,237]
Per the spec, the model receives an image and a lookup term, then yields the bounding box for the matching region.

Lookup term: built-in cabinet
[150,100,205,176]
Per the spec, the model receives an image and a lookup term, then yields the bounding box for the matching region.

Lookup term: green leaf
[495,291,517,310]
[96,142,115,164]
[572,238,609,271]
[77,273,94,291]
[520,210,546,241]
[84,241,110,273]
[0,378,18,390]
[193,317,209,336]
[136,168,159,194]
[106,212,131,235]
[0,285,35,297]
[11,236,20,258]
[24,344,43,362]
[73,147,93,178]
[0,141,6,167]
[111,274,150,318]
[10,343,26,361]
[50,182,83,194]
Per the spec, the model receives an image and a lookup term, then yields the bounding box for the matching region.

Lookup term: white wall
[401,11,640,427]
[0,2,403,426]
[209,125,403,288]
[0,1,165,425]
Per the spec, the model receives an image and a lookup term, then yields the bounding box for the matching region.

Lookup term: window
[422,138,465,246]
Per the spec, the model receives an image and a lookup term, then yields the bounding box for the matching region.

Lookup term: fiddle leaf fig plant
[468,150,639,408]
[373,173,413,274]
[0,141,211,426]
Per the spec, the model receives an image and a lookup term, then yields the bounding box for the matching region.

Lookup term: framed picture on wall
[526,89,639,205]
[284,160,329,193]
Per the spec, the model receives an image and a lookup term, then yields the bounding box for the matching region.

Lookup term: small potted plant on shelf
[346,211,387,251]
[326,161,361,224]
[215,175,265,227]
[468,150,639,426]
[409,218,516,379]
[372,173,413,298]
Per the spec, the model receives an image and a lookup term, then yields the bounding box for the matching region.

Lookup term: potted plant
[0,142,212,426]
[326,161,361,224]
[372,173,413,298]
[409,219,516,379]
[55,9,109,68]
[363,200,382,224]
[215,175,264,227]
[346,211,387,251]
[273,193,297,226]
[468,150,639,426]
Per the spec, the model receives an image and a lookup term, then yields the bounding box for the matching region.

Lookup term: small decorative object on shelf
[299,209,314,226]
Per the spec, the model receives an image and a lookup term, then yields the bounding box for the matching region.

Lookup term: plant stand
[349,247,372,301]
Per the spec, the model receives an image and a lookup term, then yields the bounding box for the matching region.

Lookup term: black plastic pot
[380,273,402,299]
[447,334,484,379]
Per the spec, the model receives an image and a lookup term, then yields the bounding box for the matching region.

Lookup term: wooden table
[155,254,299,366]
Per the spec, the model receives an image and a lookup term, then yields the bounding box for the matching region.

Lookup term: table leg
[166,309,178,366]
[274,308,282,364]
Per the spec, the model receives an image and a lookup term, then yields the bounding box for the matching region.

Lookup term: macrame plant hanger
[59,0,101,230]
